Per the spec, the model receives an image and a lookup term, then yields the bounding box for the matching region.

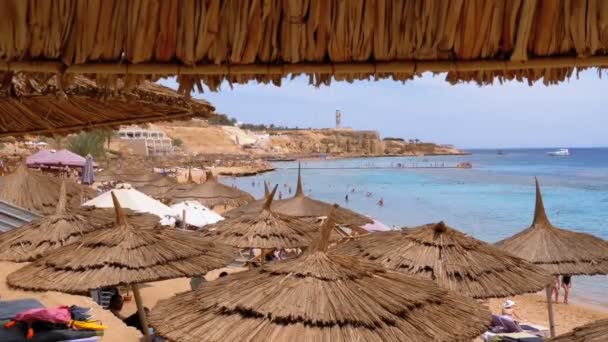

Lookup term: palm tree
[66,131,106,157]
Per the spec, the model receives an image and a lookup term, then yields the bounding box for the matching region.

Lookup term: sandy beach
[488,294,608,336]
[2,259,607,340]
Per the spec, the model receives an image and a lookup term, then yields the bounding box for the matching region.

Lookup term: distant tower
[335,109,342,128]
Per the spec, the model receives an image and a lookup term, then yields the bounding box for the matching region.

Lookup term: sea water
[222,148,608,308]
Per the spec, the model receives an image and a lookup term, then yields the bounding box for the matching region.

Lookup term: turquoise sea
[223,148,608,308]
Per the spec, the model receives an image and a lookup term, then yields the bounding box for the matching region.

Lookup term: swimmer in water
[378,198,384,206]
[345,194,349,202]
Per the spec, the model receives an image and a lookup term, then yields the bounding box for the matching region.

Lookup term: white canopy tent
[82,183,176,225]
[170,201,223,228]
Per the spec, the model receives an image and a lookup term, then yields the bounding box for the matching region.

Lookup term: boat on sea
[547,148,570,156]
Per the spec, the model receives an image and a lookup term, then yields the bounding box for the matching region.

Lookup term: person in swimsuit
[561,275,572,304]
[551,275,560,303]
[501,299,524,322]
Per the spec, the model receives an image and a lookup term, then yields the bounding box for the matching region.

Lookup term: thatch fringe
[496,178,608,275]
[548,318,608,341]
[150,209,491,342]
[333,221,551,299]
[0,73,214,137]
[6,192,237,293]
[2,1,608,92]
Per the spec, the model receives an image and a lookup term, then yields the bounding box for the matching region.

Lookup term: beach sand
[3,260,605,340]
[489,293,608,336]
[0,261,142,341]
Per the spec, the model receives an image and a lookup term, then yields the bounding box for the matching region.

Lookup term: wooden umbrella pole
[545,285,556,337]
[132,284,151,338]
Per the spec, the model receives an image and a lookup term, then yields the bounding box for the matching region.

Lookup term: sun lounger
[0,299,101,342]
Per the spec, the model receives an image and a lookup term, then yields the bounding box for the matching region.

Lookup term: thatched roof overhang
[2,1,608,92]
[0,73,214,137]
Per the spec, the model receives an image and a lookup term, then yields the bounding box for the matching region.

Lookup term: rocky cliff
[383,140,464,155]
[268,129,383,155]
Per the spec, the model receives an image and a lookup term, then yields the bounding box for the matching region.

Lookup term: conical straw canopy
[334,221,551,299]
[548,318,608,342]
[137,176,178,198]
[199,185,318,249]
[0,182,101,262]
[223,163,372,227]
[0,164,95,215]
[496,179,608,275]
[169,171,254,208]
[7,192,237,293]
[271,163,372,226]
[150,207,491,342]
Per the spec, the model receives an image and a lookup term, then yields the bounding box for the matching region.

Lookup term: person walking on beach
[561,275,572,304]
[278,191,283,200]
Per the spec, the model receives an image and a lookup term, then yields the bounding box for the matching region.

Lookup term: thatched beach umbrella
[0,164,95,215]
[200,186,317,249]
[170,171,254,209]
[495,178,608,337]
[548,318,608,341]
[224,164,373,228]
[0,182,102,262]
[137,176,178,198]
[333,221,551,299]
[7,192,238,338]
[149,207,491,342]
[495,179,608,275]
[96,167,162,188]
[0,73,214,138]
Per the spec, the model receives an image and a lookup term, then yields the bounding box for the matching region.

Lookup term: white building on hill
[117,127,174,156]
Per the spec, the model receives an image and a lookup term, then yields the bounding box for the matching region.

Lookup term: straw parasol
[7,192,238,338]
[199,186,318,249]
[96,167,162,188]
[170,171,254,209]
[0,73,214,137]
[495,178,608,337]
[224,164,373,227]
[548,318,608,342]
[149,206,491,342]
[495,179,608,276]
[333,221,551,299]
[0,182,102,262]
[0,164,95,215]
[74,206,162,230]
[137,176,178,198]
[4,2,608,91]
[272,164,372,227]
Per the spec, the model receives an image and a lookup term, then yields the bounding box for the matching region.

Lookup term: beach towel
[4,305,104,339]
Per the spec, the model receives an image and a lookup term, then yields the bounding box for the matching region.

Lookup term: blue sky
[159,70,607,149]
